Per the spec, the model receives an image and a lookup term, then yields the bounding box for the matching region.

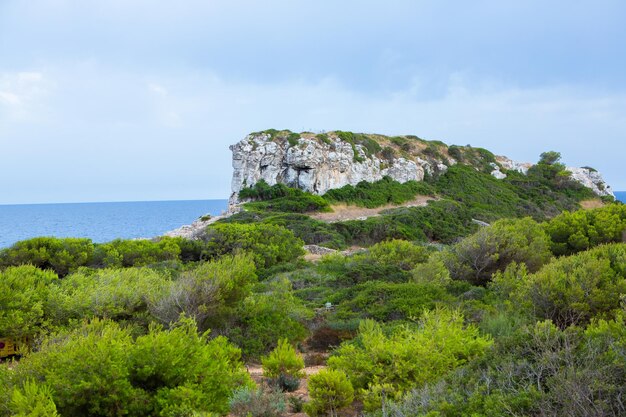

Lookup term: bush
[324,177,434,208]
[261,338,305,392]
[203,223,305,269]
[443,217,552,286]
[239,180,330,213]
[328,310,492,410]
[228,278,311,359]
[332,200,476,246]
[0,265,57,339]
[48,267,170,327]
[366,239,429,270]
[411,256,451,285]
[92,238,181,268]
[329,281,450,322]
[261,213,346,249]
[0,237,94,276]
[516,243,626,327]
[544,204,626,256]
[13,318,252,416]
[304,369,354,417]
[150,253,257,332]
[229,386,287,417]
[10,381,59,417]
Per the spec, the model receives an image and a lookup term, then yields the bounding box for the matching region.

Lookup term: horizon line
[0,198,230,207]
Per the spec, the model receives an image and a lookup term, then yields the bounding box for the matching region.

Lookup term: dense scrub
[2,147,625,416]
[3,318,251,416]
[324,176,434,208]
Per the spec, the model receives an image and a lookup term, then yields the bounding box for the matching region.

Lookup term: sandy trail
[311,196,435,223]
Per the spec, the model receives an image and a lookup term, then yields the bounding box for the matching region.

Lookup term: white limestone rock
[229,133,442,209]
[567,167,614,197]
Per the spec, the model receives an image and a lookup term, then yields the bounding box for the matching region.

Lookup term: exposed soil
[580,199,606,210]
[232,363,326,417]
[312,196,435,223]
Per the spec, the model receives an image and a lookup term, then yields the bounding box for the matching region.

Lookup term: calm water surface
[1,193,624,249]
[0,200,228,248]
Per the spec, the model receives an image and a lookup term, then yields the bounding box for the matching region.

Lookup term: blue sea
[0,200,228,249]
[0,193,624,249]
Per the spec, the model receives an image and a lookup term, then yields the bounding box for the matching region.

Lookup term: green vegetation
[0,237,94,276]
[324,176,434,208]
[229,386,286,417]
[0,266,57,339]
[240,180,330,213]
[261,338,305,392]
[544,204,626,255]
[3,318,252,416]
[305,369,354,417]
[2,137,623,416]
[203,223,305,268]
[507,243,626,327]
[328,310,492,410]
[442,217,552,285]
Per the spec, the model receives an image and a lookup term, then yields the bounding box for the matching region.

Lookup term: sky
[1,0,625,204]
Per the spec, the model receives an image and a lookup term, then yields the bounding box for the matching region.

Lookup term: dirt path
[312,196,435,223]
[580,198,606,210]
[237,363,327,417]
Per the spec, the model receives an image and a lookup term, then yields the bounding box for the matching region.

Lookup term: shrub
[0,266,57,339]
[289,395,304,413]
[304,369,354,417]
[239,180,330,213]
[0,237,94,276]
[229,386,287,417]
[92,238,181,268]
[13,318,252,416]
[324,177,434,209]
[227,278,311,359]
[150,253,257,332]
[203,223,305,269]
[411,256,451,285]
[443,217,552,286]
[544,204,626,256]
[261,338,305,392]
[10,381,59,417]
[329,281,450,322]
[332,200,476,246]
[328,310,492,410]
[47,267,170,327]
[516,243,626,327]
[366,239,429,270]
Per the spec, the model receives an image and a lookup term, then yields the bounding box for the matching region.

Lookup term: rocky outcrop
[228,131,615,210]
[164,214,226,239]
[229,132,449,208]
[491,156,614,198]
[567,167,614,197]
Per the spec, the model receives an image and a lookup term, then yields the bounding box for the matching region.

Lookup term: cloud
[0,62,624,204]
[0,71,51,122]
[148,83,168,96]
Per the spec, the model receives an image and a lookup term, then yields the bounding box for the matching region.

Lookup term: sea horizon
[0,199,228,249]
[1,193,624,249]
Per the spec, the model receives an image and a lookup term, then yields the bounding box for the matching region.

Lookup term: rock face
[229,131,615,210]
[229,132,448,208]
[567,167,614,197]
[492,156,614,197]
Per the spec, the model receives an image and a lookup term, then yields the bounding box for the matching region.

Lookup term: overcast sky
[1,0,625,204]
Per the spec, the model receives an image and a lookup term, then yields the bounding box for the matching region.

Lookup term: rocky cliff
[229,130,614,209]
